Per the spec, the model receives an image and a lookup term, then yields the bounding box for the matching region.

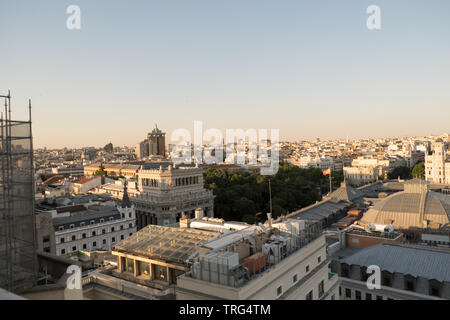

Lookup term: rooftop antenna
[7,90,11,121]
[28,99,32,122]
[268,179,272,215]
[266,179,273,229]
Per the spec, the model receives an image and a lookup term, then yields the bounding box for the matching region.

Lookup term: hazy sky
[1,0,449,149]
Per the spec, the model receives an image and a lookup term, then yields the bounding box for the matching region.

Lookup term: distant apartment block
[72,176,103,194]
[289,155,343,172]
[135,125,166,159]
[51,165,84,177]
[84,163,140,178]
[343,155,406,186]
[343,166,382,187]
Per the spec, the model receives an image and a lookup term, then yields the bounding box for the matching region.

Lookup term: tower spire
[120,180,132,208]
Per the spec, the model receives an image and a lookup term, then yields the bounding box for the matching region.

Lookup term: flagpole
[269,179,272,214]
[329,168,332,194]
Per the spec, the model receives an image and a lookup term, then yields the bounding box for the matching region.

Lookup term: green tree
[412,161,425,179]
[388,166,412,180]
[203,165,326,222]
[94,164,107,176]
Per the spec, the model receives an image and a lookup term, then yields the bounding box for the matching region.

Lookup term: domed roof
[371,192,449,216]
[361,180,450,229]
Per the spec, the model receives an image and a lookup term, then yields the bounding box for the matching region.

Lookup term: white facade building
[53,186,137,256]
[343,166,382,187]
[425,141,450,185]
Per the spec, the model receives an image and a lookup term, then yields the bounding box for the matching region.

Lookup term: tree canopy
[203,163,344,222]
[94,164,107,176]
[412,161,425,179]
[387,166,412,180]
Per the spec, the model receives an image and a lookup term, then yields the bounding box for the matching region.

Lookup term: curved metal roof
[340,243,450,283]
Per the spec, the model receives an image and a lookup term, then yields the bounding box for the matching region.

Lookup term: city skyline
[1,0,450,149]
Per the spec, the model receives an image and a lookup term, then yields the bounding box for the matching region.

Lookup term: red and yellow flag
[322,168,331,176]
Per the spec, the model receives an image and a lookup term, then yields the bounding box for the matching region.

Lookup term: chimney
[195,208,204,220]
[179,212,190,228]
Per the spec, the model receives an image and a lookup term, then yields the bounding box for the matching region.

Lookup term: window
[120,235,124,240]
[345,289,351,298]
[306,290,313,300]
[355,290,361,300]
[72,246,77,252]
[109,217,114,221]
[376,295,383,301]
[71,235,76,241]
[60,237,65,243]
[100,218,105,223]
[277,286,282,296]
[293,274,298,283]
[103,239,106,245]
[58,226,64,231]
[43,235,50,243]
[111,227,115,232]
[318,280,324,297]
[90,220,95,225]
[306,265,310,273]
[405,280,414,291]
[366,293,372,300]
[92,231,96,237]
[61,249,66,255]
[120,225,124,230]
[70,224,75,229]
[93,241,97,247]
[112,237,116,243]
[429,280,441,297]
[317,256,321,263]
[82,233,86,239]
[430,286,440,297]
[405,276,415,291]
[82,244,87,249]
[129,213,132,218]
[44,247,50,253]
[102,229,106,234]
[129,223,133,228]
[361,267,369,282]
[80,222,85,227]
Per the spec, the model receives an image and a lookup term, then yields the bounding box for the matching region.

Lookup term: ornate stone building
[132,163,215,229]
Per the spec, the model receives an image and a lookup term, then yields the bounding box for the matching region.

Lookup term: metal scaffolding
[0,91,37,293]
